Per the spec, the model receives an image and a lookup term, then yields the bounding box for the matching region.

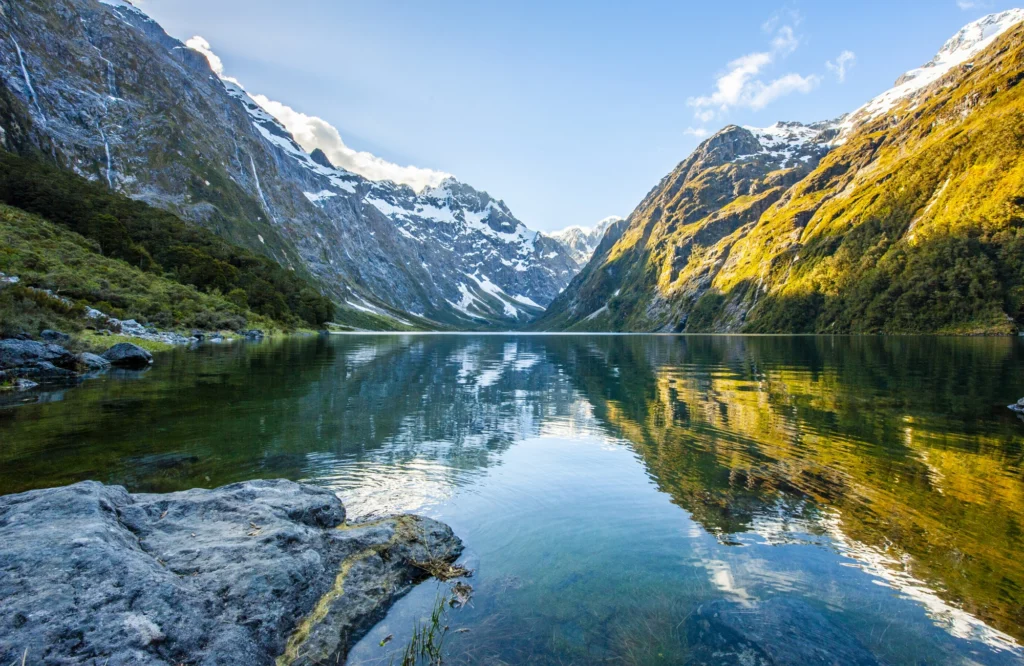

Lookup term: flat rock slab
[0,479,462,665]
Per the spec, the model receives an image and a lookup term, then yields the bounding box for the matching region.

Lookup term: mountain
[0,0,579,329]
[547,216,624,265]
[539,10,1024,335]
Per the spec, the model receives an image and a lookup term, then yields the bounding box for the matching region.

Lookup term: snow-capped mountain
[539,9,1024,334]
[0,0,579,328]
[547,216,623,265]
[839,8,1024,136]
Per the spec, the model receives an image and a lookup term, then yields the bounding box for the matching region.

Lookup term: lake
[2,334,1023,664]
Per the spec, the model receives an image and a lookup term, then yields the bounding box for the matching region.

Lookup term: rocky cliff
[0,0,577,329]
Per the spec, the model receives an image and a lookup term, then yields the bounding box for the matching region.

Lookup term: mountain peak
[309,148,334,169]
[841,8,1024,135]
[548,216,625,265]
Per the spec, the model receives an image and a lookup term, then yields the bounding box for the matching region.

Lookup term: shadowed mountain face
[3,334,1023,648]
[0,0,578,329]
[541,12,1024,335]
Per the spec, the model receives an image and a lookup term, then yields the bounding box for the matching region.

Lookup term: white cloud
[250,95,452,191]
[826,50,857,83]
[687,21,819,120]
[185,36,223,76]
[747,73,819,108]
[761,8,803,33]
[771,26,799,55]
[684,127,710,139]
[956,0,983,9]
[185,35,452,192]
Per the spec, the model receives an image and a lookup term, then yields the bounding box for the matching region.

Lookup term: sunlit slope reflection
[554,336,1024,645]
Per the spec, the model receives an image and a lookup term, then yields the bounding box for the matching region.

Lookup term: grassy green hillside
[0,150,335,328]
[0,201,273,337]
[0,151,421,337]
[542,23,1024,335]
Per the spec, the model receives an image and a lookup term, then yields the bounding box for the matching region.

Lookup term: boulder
[245,329,265,341]
[0,339,77,371]
[14,360,76,378]
[114,319,149,337]
[102,342,153,368]
[77,352,112,372]
[40,329,70,343]
[0,480,463,666]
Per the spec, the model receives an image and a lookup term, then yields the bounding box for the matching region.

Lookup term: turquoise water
[2,334,1023,664]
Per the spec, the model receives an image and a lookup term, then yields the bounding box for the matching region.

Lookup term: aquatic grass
[410,558,473,582]
[391,590,454,666]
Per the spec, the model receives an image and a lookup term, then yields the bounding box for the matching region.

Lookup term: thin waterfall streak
[98,125,113,188]
[12,37,45,120]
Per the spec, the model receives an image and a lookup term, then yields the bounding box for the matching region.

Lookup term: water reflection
[2,334,1023,663]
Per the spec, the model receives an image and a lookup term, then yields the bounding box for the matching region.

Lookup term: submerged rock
[102,342,154,368]
[0,377,38,391]
[0,479,462,666]
[684,598,881,665]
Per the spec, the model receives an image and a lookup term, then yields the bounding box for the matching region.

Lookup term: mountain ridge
[546,216,623,265]
[538,9,1024,334]
[0,0,580,330]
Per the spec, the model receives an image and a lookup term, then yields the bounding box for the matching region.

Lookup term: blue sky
[139,0,1021,232]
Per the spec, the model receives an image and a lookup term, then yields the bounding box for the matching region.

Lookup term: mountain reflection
[548,336,1024,647]
[1,334,1022,646]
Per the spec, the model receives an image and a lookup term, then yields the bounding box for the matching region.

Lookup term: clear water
[2,334,1023,664]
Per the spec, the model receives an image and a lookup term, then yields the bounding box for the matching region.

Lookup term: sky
[136,0,1023,232]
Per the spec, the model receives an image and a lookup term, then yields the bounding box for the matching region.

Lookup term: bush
[0,151,334,327]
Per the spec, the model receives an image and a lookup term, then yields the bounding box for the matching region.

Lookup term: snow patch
[303,190,338,205]
[840,9,1024,136]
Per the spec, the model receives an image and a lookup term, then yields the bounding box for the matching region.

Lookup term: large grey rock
[40,329,70,344]
[76,352,112,372]
[683,598,881,665]
[0,479,463,666]
[102,342,153,368]
[0,339,76,371]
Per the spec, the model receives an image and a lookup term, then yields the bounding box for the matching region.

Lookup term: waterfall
[98,125,113,188]
[249,155,275,223]
[102,56,117,97]
[11,37,45,120]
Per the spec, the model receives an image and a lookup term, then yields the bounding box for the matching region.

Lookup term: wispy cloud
[185,35,452,191]
[250,95,452,191]
[687,16,820,121]
[684,127,710,139]
[185,36,224,78]
[826,50,857,83]
[956,0,984,9]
